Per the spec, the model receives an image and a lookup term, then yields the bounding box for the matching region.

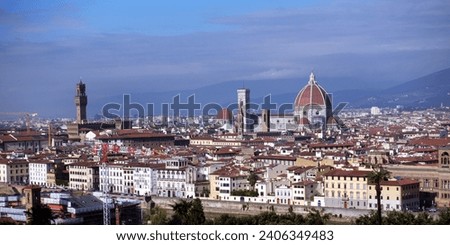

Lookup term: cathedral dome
[294,72,331,108]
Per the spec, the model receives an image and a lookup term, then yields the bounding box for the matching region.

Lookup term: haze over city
[2,0,450,230]
[1,0,450,117]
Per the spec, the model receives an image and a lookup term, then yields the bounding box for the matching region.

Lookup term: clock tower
[75,80,88,123]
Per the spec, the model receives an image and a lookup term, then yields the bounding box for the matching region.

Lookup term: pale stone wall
[150,196,371,218]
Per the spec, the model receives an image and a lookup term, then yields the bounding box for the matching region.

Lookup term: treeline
[207,209,330,225]
[355,210,450,225]
[145,198,450,225]
[144,198,330,225]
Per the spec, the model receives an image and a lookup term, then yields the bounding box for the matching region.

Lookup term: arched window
[441,152,449,166]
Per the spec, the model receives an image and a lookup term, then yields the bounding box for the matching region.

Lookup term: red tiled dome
[294,72,330,107]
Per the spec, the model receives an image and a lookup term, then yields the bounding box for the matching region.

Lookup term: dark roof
[68,195,103,209]
[323,169,370,178]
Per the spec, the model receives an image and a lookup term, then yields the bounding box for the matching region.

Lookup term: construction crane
[102,162,110,225]
[0,112,38,132]
[99,144,111,225]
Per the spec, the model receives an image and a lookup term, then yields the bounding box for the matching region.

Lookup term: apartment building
[368,179,420,211]
[155,162,190,198]
[210,165,250,200]
[68,162,99,191]
[292,180,321,205]
[323,169,370,209]
[0,159,29,184]
[28,160,52,186]
[287,166,317,182]
[385,147,450,207]
[275,184,292,205]
[132,163,160,196]
[99,164,124,193]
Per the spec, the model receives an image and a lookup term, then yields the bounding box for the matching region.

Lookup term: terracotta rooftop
[323,169,370,178]
[255,155,297,161]
[378,179,420,186]
[408,137,450,147]
[287,165,315,174]
[210,164,247,177]
[292,180,315,186]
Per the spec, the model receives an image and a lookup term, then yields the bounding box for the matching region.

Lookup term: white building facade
[29,161,52,186]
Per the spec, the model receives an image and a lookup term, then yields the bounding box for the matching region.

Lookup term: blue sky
[0,0,449,117]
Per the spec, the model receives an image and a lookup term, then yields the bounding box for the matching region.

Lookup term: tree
[435,208,450,225]
[210,209,328,225]
[169,198,206,225]
[25,204,54,225]
[187,198,205,225]
[247,171,259,190]
[305,208,331,225]
[0,218,17,225]
[383,211,419,225]
[169,199,192,225]
[143,206,168,225]
[354,210,434,225]
[367,165,390,225]
[414,212,434,225]
[354,211,379,225]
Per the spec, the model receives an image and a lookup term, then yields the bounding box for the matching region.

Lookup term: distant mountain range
[1,68,447,120]
[91,67,449,117]
[350,67,450,108]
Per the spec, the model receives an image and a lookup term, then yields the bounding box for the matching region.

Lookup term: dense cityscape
[1,72,449,225]
[1,1,450,230]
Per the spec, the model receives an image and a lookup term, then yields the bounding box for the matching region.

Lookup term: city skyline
[1,0,450,118]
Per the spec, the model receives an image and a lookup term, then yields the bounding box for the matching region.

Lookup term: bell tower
[75,80,88,123]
